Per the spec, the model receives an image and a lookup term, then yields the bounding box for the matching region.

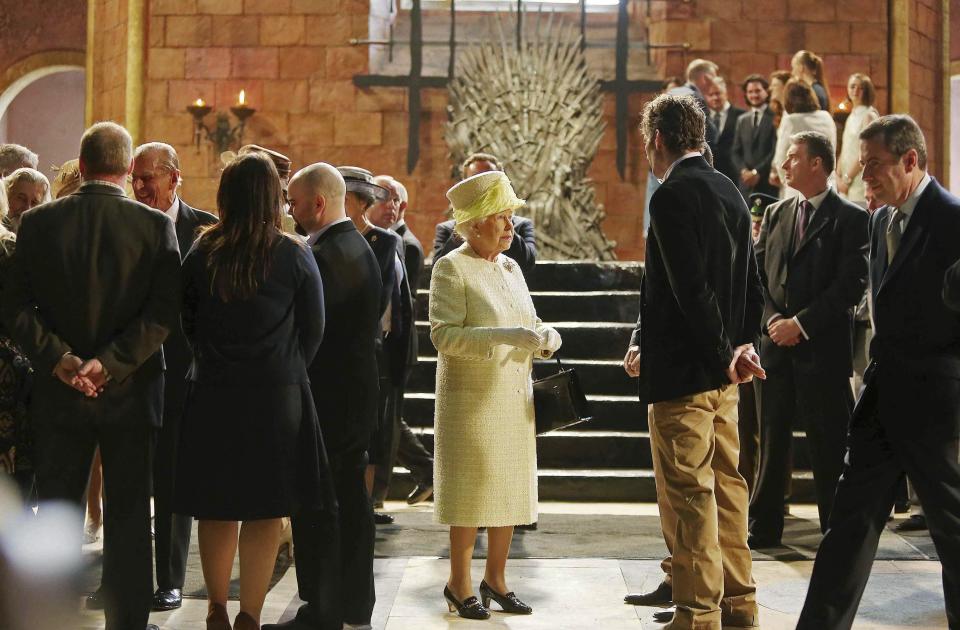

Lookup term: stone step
[404,426,817,472]
[415,289,639,324]
[386,467,818,503]
[421,260,644,292]
[416,321,635,360]
[408,357,638,397]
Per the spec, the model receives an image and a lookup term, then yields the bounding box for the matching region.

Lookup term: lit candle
[238,90,246,106]
[194,97,205,107]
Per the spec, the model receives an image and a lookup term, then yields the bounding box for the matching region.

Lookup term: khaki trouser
[650,385,758,630]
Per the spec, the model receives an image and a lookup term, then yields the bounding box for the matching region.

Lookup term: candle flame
[194,98,205,107]
[238,90,246,106]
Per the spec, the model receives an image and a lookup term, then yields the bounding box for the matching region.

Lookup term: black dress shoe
[479,580,532,614]
[152,587,182,611]
[652,608,675,623]
[624,581,672,606]
[85,587,104,610]
[747,533,781,549]
[895,514,927,532]
[374,512,394,525]
[147,625,160,630]
[444,585,490,619]
[517,521,538,531]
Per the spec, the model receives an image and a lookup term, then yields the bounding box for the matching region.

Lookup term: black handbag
[533,355,591,435]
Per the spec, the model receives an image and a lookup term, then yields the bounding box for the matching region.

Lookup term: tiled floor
[76,503,948,630]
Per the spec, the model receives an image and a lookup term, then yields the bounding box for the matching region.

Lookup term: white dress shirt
[659,151,702,184]
[306,216,352,247]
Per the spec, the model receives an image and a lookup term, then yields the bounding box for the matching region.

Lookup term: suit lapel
[175,201,196,257]
[879,186,935,293]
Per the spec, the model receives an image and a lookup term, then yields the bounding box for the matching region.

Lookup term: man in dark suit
[798,115,960,630]
[130,142,217,612]
[748,131,869,547]
[731,74,778,200]
[433,152,537,273]
[3,122,180,630]
[705,77,745,185]
[264,163,383,630]
[369,175,434,505]
[339,166,410,526]
[622,94,765,629]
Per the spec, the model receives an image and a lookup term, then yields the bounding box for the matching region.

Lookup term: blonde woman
[837,74,880,202]
[430,171,561,619]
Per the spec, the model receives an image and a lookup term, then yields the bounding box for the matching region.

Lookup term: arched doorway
[0,64,86,175]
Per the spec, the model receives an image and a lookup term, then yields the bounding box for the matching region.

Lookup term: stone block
[420,88,448,113]
[145,82,169,113]
[836,0,884,22]
[786,0,836,21]
[244,0,290,13]
[144,114,195,146]
[711,19,757,52]
[821,54,871,89]
[382,111,408,147]
[211,15,259,46]
[148,48,185,79]
[356,87,406,113]
[185,47,232,79]
[333,112,382,146]
[214,80,263,109]
[166,15,212,47]
[149,17,166,47]
[151,0,196,15]
[308,79,356,112]
[696,0,743,19]
[755,22,804,55]
[176,144,218,180]
[197,0,242,14]
[262,80,309,113]
[260,15,305,46]
[803,22,852,54]
[325,46,367,80]
[726,52,779,84]
[179,176,219,212]
[167,79,217,109]
[289,112,334,143]
[291,0,339,13]
[305,14,353,46]
[231,47,279,78]
[603,181,644,217]
[279,47,326,79]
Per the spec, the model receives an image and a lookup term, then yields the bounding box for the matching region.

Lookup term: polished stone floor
[79,503,949,630]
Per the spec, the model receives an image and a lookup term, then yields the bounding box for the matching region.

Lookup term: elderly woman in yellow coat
[429,171,562,620]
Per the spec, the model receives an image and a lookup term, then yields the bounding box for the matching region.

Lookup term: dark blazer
[364,225,402,319]
[308,220,382,456]
[731,107,779,199]
[713,104,746,184]
[395,222,423,368]
[3,182,181,427]
[364,225,413,381]
[754,190,869,377]
[864,179,960,439]
[630,156,764,403]
[182,234,323,386]
[164,199,218,415]
[433,216,537,273]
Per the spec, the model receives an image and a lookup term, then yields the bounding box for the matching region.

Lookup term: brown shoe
[207,602,231,630]
[234,611,260,630]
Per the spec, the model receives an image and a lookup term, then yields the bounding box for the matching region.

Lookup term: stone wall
[0,0,87,95]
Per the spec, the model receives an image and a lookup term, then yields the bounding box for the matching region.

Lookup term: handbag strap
[554,353,564,371]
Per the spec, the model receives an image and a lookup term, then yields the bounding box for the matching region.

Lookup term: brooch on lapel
[502,258,517,273]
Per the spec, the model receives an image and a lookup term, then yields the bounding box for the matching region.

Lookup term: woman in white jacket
[429,171,561,620]
[771,79,837,199]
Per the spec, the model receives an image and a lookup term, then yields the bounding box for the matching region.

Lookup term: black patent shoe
[479,580,533,614]
[152,587,182,611]
[444,584,490,619]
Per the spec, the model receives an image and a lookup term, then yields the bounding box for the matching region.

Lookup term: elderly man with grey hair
[2,122,180,630]
[130,141,217,612]
[0,143,39,177]
[264,163,382,630]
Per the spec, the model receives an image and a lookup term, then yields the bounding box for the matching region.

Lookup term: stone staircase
[389,261,817,502]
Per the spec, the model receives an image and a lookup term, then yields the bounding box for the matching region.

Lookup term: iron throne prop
[445,15,617,261]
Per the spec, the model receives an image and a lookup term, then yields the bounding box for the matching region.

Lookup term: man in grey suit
[3,122,181,630]
[731,74,778,200]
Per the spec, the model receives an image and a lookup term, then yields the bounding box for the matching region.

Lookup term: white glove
[489,326,542,352]
[539,328,562,354]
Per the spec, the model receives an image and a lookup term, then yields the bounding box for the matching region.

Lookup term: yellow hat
[446,171,525,226]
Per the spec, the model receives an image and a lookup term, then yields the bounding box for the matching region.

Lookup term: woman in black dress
[174,153,329,630]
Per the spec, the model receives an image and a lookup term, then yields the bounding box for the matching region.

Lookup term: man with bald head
[131,142,216,612]
[265,163,382,630]
[3,122,180,630]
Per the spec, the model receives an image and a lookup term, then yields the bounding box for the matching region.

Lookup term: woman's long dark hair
[198,152,284,302]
